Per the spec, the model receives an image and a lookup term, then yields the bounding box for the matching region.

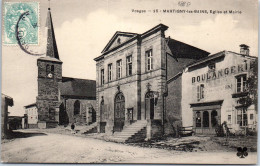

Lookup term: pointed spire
[46,7,60,60]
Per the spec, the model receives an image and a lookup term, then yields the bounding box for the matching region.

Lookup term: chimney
[239,44,250,55]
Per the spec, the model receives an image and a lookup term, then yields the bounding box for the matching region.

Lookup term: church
[35,7,96,128]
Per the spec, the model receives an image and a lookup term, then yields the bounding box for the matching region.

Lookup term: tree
[238,59,258,111]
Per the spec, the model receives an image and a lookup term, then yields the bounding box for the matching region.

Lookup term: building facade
[58,77,96,126]
[94,24,209,140]
[24,103,38,128]
[36,8,96,128]
[181,48,257,135]
[1,94,13,139]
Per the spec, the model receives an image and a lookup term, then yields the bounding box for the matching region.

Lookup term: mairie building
[181,46,257,135]
[94,24,209,142]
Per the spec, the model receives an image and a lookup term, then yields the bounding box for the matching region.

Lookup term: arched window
[46,64,50,73]
[145,91,155,120]
[203,111,209,127]
[51,65,54,72]
[100,99,104,121]
[114,92,125,132]
[74,100,80,115]
[91,108,96,123]
[211,110,218,127]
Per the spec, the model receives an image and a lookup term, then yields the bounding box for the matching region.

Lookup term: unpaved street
[1,130,257,164]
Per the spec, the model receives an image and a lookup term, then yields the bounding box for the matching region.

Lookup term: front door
[114,92,125,132]
[145,91,155,120]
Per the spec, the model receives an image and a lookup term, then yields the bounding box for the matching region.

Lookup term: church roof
[59,77,96,99]
[38,56,62,63]
[45,8,60,60]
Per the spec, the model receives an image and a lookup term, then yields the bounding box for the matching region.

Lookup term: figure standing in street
[71,123,75,134]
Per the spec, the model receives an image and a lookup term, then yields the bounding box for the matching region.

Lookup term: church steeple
[46,7,60,60]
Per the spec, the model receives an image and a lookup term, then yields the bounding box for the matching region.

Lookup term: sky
[2,0,258,116]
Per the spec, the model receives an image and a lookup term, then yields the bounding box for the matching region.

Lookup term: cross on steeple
[48,0,50,9]
[46,0,60,60]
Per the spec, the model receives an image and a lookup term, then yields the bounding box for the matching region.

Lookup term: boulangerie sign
[191,63,249,83]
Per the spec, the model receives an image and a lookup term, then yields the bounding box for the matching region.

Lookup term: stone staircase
[107,120,147,143]
[79,122,98,134]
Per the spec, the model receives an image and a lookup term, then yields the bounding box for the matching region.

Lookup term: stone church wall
[36,60,62,125]
[65,99,96,125]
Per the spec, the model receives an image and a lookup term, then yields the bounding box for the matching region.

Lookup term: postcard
[1,0,258,164]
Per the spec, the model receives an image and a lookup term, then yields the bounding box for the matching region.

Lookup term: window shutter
[151,57,153,70]
[197,85,200,101]
[200,84,204,99]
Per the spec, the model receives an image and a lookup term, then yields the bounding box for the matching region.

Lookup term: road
[1,130,257,164]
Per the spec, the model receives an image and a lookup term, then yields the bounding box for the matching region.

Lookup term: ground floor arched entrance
[114,92,125,132]
[145,91,155,120]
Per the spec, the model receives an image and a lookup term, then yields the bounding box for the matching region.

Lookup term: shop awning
[190,100,224,111]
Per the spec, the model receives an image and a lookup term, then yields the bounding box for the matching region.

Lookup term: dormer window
[208,63,215,71]
[117,38,121,45]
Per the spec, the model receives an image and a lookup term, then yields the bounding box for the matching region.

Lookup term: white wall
[181,51,256,130]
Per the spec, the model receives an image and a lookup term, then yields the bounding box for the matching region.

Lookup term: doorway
[145,91,155,120]
[114,92,125,132]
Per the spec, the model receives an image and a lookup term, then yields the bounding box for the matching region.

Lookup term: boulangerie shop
[181,48,257,135]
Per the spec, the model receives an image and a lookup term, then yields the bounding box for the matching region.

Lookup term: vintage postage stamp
[3,2,39,45]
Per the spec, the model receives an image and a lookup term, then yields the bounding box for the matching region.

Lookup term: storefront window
[203,111,209,127]
[195,111,201,127]
[228,115,231,123]
[237,108,248,127]
[211,110,218,127]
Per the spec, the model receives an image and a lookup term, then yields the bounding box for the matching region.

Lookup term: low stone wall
[28,124,38,128]
[147,119,163,140]
[100,122,106,133]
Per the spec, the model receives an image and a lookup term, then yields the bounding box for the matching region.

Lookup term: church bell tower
[36,7,62,128]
